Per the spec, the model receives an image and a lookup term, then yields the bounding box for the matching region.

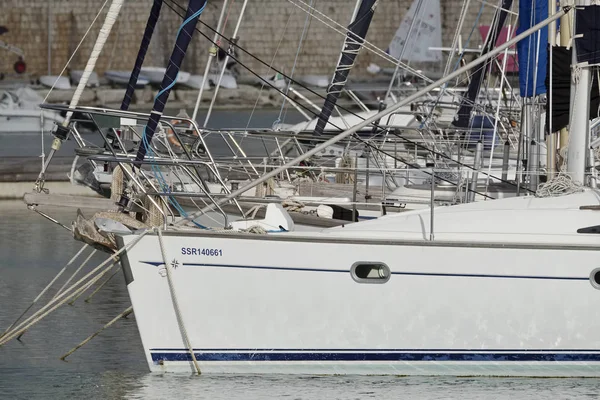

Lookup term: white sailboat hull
[118,192,600,375]
[39,75,72,90]
[105,70,150,86]
[208,72,238,89]
[140,67,191,84]
[0,110,63,133]
[181,74,210,90]
[70,70,100,87]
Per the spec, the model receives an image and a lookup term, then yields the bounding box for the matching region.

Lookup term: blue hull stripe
[150,348,600,352]
[150,351,600,363]
[141,261,588,281]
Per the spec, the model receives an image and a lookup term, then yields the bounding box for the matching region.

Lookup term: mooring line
[156,227,202,375]
[0,230,148,346]
[53,249,97,300]
[60,306,133,361]
[0,244,88,339]
[84,267,121,303]
[68,262,119,306]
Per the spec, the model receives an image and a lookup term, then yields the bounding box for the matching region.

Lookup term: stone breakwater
[0,0,496,81]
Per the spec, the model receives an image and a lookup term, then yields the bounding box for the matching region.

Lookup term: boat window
[351,262,390,283]
[590,268,600,290]
[577,225,600,234]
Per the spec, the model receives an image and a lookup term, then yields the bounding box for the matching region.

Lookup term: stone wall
[0,0,503,80]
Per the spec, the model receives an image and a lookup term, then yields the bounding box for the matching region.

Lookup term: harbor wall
[0,0,500,80]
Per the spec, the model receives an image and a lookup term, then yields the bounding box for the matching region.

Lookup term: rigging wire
[167,0,511,132]
[161,0,531,197]
[285,0,434,84]
[275,0,316,127]
[42,0,110,103]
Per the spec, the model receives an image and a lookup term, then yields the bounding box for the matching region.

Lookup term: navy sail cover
[135,0,207,166]
[313,0,378,136]
[574,5,600,64]
[121,0,164,111]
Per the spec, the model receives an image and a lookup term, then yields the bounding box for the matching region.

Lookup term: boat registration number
[181,247,223,256]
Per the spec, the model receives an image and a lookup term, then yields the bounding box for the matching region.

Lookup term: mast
[47,1,52,75]
[120,0,164,111]
[546,0,557,178]
[134,0,207,166]
[566,0,598,182]
[313,0,379,136]
[453,0,513,128]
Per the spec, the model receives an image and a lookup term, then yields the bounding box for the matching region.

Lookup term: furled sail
[516,0,547,97]
[387,0,442,62]
[546,6,600,133]
[312,0,378,136]
[134,0,207,166]
[453,0,513,128]
[121,0,164,111]
[574,5,600,65]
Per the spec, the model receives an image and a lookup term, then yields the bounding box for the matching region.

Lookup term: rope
[84,267,121,303]
[0,258,118,346]
[0,231,148,346]
[60,306,133,360]
[0,244,88,339]
[156,228,202,375]
[241,225,268,234]
[68,263,119,306]
[64,0,124,125]
[535,172,585,197]
[111,164,126,203]
[572,64,582,85]
[282,199,305,212]
[52,248,97,300]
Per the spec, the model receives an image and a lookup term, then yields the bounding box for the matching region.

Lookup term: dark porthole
[351,262,390,284]
[590,268,600,290]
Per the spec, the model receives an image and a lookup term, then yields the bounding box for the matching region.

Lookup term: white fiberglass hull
[118,196,600,376]
[140,67,191,84]
[0,110,64,133]
[105,70,150,86]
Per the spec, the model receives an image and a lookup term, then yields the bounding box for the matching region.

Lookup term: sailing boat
[387,0,442,63]
[17,0,600,376]
[0,87,64,133]
[107,3,600,376]
[348,0,443,101]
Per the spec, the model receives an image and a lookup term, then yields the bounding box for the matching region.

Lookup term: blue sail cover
[313,0,378,136]
[121,0,164,111]
[516,0,548,97]
[453,0,513,128]
[135,0,206,166]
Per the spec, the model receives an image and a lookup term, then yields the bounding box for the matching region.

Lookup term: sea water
[1,203,600,399]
